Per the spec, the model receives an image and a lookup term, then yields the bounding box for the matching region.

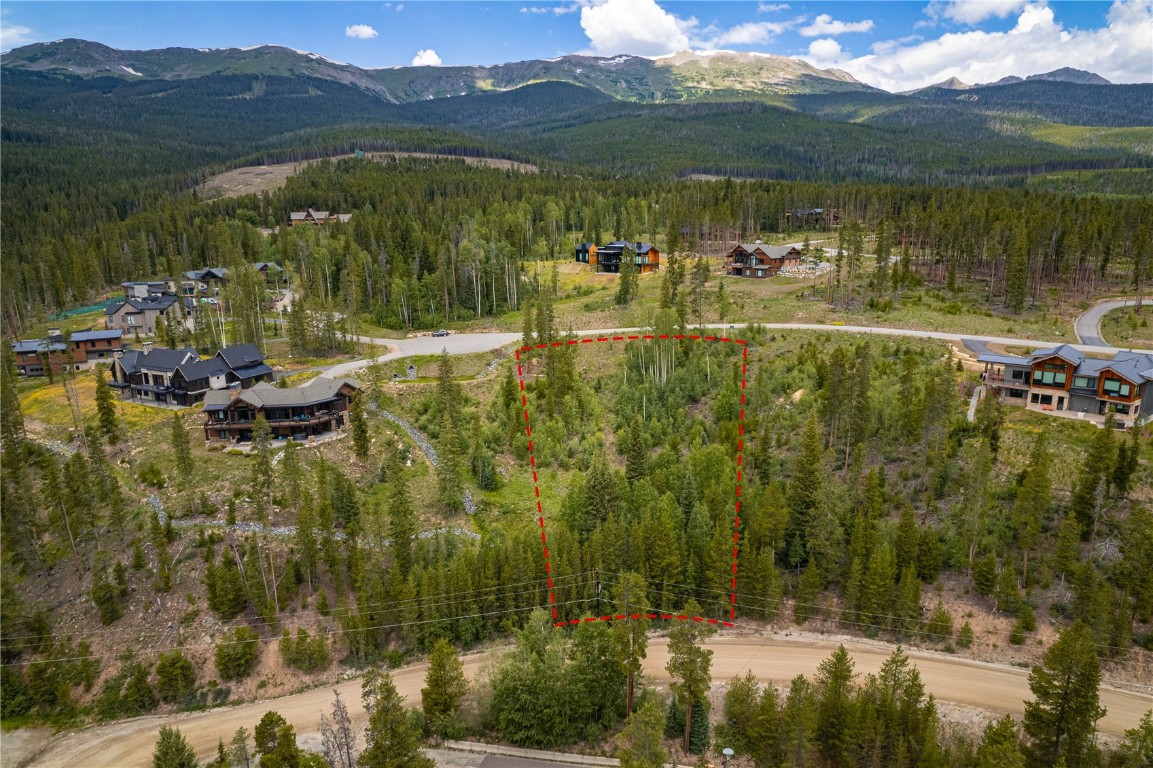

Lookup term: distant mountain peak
[1026,67,1111,85]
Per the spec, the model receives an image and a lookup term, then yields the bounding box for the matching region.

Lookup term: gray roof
[1030,343,1085,365]
[70,330,122,342]
[231,362,274,380]
[184,267,228,281]
[977,353,1030,367]
[135,347,199,373]
[217,344,265,370]
[1103,352,1153,383]
[109,294,178,315]
[203,390,233,411]
[253,262,282,272]
[234,377,360,409]
[12,339,66,354]
[736,244,800,259]
[176,358,229,381]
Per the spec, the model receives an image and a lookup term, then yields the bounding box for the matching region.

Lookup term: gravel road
[24,633,1153,768]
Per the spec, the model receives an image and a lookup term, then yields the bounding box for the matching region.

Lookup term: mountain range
[0,38,1117,103]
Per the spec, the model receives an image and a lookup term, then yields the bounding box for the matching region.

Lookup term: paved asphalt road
[1075,299,1142,347]
[320,316,1149,381]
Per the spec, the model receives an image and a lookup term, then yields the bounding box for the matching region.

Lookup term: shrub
[957,621,974,649]
[155,651,196,704]
[278,628,330,673]
[215,627,260,681]
[137,461,166,488]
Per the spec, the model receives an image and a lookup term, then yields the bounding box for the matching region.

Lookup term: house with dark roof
[288,209,352,227]
[203,377,359,443]
[725,242,802,278]
[111,343,273,406]
[122,280,176,300]
[576,241,660,274]
[11,330,124,376]
[11,339,70,377]
[785,208,840,228]
[979,343,1153,427]
[68,330,124,367]
[105,293,182,338]
[181,267,228,297]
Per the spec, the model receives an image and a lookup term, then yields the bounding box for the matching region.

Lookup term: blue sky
[3,1,1150,91]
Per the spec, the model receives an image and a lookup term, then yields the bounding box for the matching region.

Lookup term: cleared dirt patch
[198,152,538,199]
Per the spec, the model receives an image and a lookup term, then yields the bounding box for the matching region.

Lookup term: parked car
[432,329,450,337]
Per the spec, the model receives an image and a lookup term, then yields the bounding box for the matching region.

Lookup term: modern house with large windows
[202,377,360,443]
[979,343,1153,426]
[575,241,660,274]
[110,343,272,406]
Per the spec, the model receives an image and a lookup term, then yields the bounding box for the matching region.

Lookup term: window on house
[1073,376,1092,389]
[1007,389,1025,398]
[1030,393,1040,404]
[1102,379,1130,397]
[1010,370,1026,381]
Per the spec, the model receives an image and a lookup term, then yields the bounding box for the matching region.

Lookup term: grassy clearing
[1098,306,1153,350]
[18,371,176,436]
[463,258,1080,342]
[1025,168,1153,198]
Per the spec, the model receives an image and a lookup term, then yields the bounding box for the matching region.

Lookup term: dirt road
[23,633,1152,768]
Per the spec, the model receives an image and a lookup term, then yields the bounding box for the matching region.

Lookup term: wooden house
[288,209,352,227]
[725,242,802,278]
[576,241,660,274]
[202,377,360,443]
[979,343,1153,427]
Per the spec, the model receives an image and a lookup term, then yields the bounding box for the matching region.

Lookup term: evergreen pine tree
[610,572,650,714]
[170,412,194,514]
[359,667,434,768]
[1006,224,1028,313]
[666,598,715,753]
[152,726,198,768]
[250,414,273,519]
[421,639,468,727]
[0,346,25,448]
[1023,622,1106,768]
[617,699,667,768]
[350,393,370,461]
[94,366,119,445]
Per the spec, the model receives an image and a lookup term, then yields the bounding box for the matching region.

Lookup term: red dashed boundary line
[513,333,747,630]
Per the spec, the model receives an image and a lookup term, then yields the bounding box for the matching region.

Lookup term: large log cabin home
[979,343,1153,427]
[202,377,360,444]
[575,241,660,274]
[725,242,802,278]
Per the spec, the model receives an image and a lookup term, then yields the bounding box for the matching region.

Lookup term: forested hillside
[2,315,1151,761]
[4,157,1150,338]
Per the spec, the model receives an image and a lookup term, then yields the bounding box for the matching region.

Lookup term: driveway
[1075,299,1139,347]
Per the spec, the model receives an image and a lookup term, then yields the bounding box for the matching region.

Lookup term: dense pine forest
[3,157,1152,335]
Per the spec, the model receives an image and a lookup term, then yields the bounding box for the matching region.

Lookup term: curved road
[1075,299,1141,347]
[322,315,1148,382]
[27,633,1153,767]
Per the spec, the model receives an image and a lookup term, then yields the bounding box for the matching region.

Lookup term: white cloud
[395,3,405,11]
[0,24,33,50]
[800,13,875,37]
[806,38,847,65]
[711,21,790,46]
[412,48,443,66]
[345,24,379,39]
[757,2,790,12]
[522,1,589,14]
[830,0,1153,91]
[580,0,696,56]
[939,0,1029,25]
